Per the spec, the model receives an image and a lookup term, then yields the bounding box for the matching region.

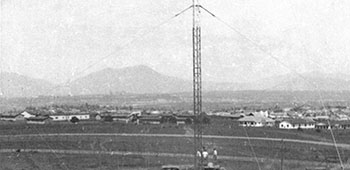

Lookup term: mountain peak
[100,65,155,73]
[0,72,54,97]
[124,65,154,71]
[303,71,328,78]
[119,65,158,75]
[68,65,191,95]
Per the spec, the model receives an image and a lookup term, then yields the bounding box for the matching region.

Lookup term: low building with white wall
[238,116,275,127]
[49,114,90,121]
[279,118,315,129]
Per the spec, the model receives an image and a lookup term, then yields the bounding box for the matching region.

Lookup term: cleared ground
[0,118,349,169]
[0,149,343,170]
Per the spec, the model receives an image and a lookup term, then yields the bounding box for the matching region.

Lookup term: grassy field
[0,117,350,170]
[0,134,347,162]
[2,118,350,143]
[0,121,185,135]
[0,152,339,170]
[208,117,350,144]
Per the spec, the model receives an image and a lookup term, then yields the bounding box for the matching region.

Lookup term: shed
[238,116,275,127]
[138,115,161,124]
[279,118,315,129]
[26,116,52,124]
[0,114,25,121]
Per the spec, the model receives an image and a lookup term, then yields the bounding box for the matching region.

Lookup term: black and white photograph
[1,0,350,169]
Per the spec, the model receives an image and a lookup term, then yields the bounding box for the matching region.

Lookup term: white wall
[50,114,90,121]
[239,121,263,127]
[279,122,295,129]
[279,121,315,129]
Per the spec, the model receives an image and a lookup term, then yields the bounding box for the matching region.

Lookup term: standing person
[197,150,202,158]
[213,148,218,162]
[202,147,209,164]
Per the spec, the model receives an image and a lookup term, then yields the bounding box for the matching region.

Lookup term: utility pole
[192,0,203,169]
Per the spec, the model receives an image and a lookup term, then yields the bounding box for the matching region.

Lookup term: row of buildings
[0,110,194,125]
[237,111,350,129]
[0,111,91,124]
[1,107,350,129]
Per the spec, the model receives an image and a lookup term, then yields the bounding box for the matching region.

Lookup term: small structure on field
[279,118,315,129]
[0,114,25,121]
[137,114,192,125]
[20,111,36,118]
[315,121,350,129]
[138,115,162,124]
[110,114,135,123]
[26,116,52,124]
[49,114,90,121]
[238,116,275,127]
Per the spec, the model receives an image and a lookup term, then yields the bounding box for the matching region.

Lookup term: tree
[193,116,210,124]
[70,116,79,124]
[104,115,113,122]
[202,116,211,124]
[160,115,177,124]
[297,126,303,131]
[185,118,193,125]
[168,116,177,124]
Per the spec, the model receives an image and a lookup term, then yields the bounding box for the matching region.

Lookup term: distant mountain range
[0,72,54,98]
[68,65,191,95]
[242,71,350,91]
[1,65,350,98]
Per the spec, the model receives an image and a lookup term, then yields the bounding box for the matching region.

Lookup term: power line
[200,6,344,169]
[46,5,193,95]
[243,127,262,170]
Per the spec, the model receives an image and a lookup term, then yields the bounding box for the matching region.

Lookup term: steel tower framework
[192,0,203,169]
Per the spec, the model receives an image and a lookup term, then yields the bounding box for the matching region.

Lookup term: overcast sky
[1,0,350,84]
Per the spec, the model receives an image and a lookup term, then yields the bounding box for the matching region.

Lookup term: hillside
[68,65,192,95]
[0,72,54,98]
[2,67,350,98]
[244,71,350,91]
[55,67,350,95]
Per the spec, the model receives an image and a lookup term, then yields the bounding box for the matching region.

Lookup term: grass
[1,117,350,144]
[0,121,185,135]
[0,133,348,163]
[0,117,349,169]
[206,117,350,144]
[0,152,337,170]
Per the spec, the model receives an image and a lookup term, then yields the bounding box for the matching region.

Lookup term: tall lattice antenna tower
[192,0,203,169]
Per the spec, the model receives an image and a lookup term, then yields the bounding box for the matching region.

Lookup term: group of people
[196,147,218,163]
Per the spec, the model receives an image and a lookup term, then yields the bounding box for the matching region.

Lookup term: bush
[185,118,193,125]
[203,116,211,124]
[297,127,303,131]
[104,115,113,122]
[70,117,80,124]
[193,116,211,124]
[160,116,177,124]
